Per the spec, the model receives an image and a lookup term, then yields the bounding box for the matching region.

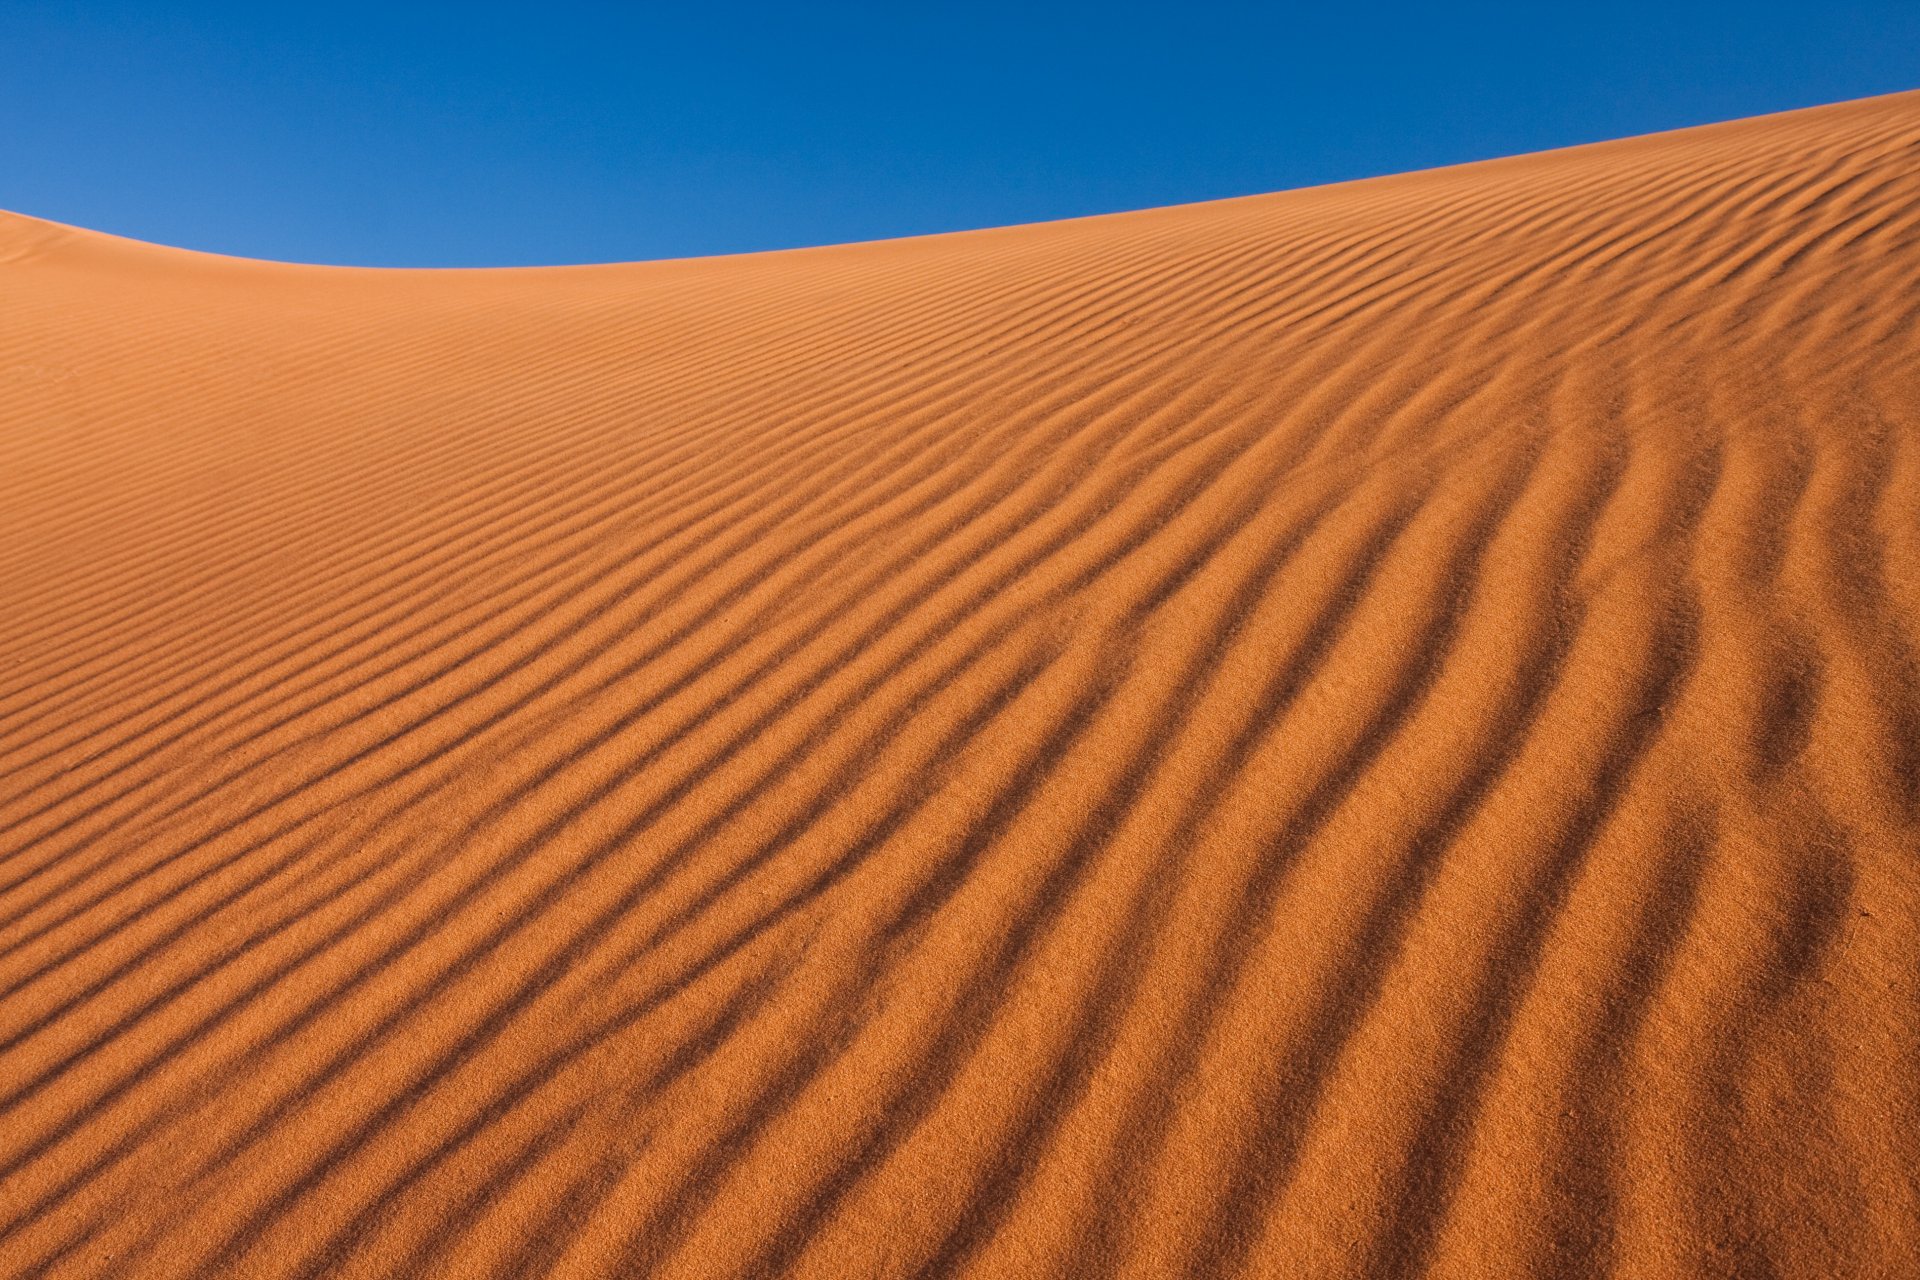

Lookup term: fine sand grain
[3,91,1919,1278]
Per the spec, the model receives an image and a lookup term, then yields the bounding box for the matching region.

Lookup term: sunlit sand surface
[3,91,1918,1278]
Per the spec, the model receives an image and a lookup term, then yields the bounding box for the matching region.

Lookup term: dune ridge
[3,91,1920,1278]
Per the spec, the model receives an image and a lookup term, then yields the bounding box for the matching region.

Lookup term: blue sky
[3,2,1916,266]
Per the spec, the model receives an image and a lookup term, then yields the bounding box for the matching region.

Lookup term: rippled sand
[3,91,1918,1279]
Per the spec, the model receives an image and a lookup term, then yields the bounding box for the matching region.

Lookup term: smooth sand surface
[3,91,1919,1279]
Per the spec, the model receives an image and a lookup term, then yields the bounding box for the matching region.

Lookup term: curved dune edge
[3,91,1919,1279]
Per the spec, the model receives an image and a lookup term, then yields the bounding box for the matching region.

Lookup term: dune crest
[4,92,1920,1279]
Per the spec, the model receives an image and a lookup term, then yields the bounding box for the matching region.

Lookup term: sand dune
[3,91,1919,1278]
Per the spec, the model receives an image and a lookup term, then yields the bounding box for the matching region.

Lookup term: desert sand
[3,91,1918,1278]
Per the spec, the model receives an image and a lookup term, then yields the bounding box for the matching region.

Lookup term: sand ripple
[3,92,1918,1278]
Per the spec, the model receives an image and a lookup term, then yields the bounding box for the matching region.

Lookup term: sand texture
[3,91,1920,1278]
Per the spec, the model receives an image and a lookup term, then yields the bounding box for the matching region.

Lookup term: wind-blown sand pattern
[4,92,1920,1279]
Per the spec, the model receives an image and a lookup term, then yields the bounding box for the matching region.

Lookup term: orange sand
[3,92,1919,1279]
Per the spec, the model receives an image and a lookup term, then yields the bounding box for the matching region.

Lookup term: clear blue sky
[4,2,1916,266]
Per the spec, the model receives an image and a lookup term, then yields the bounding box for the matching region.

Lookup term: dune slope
[3,92,1920,1279]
